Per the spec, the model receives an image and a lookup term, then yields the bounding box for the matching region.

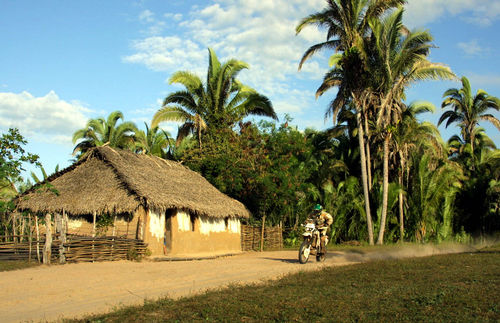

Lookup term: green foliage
[178,117,315,227]
[134,122,174,159]
[405,152,463,242]
[329,176,367,242]
[30,164,59,184]
[95,213,115,236]
[283,229,301,247]
[72,110,139,157]
[0,128,40,186]
[453,148,500,235]
[126,247,140,261]
[152,48,277,149]
[439,76,500,155]
[438,77,500,236]
[0,128,40,237]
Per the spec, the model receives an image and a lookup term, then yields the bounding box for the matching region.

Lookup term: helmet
[314,204,322,211]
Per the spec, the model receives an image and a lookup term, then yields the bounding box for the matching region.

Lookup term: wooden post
[21,216,26,242]
[142,208,148,240]
[92,211,97,262]
[64,211,68,234]
[136,215,142,240]
[58,212,67,264]
[43,213,52,264]
[28,214,32,262]
[35,216,40,262]
[12,213,16,242]
[55,213,61,234]
[92,211,96,238]
[112,215,117,236]
[279,220,283,250]
[111,215,117,260]
[260,214,266,252]
[55,213,61,262]
[64,211,69,257]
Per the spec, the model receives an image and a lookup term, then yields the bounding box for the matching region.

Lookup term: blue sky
[1,0,499,178]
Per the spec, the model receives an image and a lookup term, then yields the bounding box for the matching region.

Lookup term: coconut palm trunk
[356,108,374,245]
[377,134,390,244]
[398,151,405,242]
[364,117,373,191]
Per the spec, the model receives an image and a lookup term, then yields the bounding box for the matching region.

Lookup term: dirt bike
[298,218,327,264]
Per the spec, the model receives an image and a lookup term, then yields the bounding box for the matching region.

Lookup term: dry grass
[0,260,40,272]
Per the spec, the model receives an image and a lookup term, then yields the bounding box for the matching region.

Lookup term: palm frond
[152,106,194,127]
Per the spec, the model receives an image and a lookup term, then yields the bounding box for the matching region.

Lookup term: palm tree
[30,164,59,183]
[447,127,497,163]
[296,0,406,70]
[439,76,500,155]
[134,122,174,159]
[406,152,463,242]
[297,0,405,245]
[72,111,139,156]
[152,48,277,150]
[392,101,444,241]
[368,8,454,244]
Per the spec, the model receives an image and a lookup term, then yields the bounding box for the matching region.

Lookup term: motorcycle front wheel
[299,240,311,264]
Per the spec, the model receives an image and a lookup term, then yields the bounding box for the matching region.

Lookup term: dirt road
[0,244,474,322]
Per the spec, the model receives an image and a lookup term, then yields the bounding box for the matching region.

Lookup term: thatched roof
[16,146,250,218]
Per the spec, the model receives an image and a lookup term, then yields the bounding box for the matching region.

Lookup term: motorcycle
[298,218,327,264]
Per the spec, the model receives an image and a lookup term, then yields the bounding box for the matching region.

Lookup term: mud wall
[66,215,139,238]
[142,209,165,255]
[38,212,142,239]
[169,211,242,256]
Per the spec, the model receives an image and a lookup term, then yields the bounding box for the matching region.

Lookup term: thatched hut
[16,146,250,256]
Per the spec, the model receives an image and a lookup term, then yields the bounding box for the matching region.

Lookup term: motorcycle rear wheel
[316,252,326,262]
[316,244,326,262]
[298,241,311,264]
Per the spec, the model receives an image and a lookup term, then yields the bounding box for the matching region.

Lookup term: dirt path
[0,244,474,322]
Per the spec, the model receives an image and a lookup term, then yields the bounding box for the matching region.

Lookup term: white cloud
[124,1,327,88]
[0,91,89,146]
[164,13,183,21]
[405,0,500,27]
[138,9,167,35]
[123,0,332,131]
[139,9,155,23]
[467,73,500,87]
[123,36,205,73]
[123,0,500,133]
[123,1,346,136]
[457,39,488,57]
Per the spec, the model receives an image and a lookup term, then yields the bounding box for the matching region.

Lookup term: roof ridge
[94,147,145,203]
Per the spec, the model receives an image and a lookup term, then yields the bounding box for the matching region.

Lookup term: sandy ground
[0,244,475,323]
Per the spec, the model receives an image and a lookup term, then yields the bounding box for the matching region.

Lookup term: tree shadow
[262,257,299,264]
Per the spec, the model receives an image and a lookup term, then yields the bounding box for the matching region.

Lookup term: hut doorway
[163,209,174,254]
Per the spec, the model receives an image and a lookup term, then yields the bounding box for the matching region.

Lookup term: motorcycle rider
[312,204,333,250]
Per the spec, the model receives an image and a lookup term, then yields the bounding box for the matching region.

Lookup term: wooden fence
[0,234,148,263]
[241,225,283,251]
[0,235,58,262]
[64,236,147,262]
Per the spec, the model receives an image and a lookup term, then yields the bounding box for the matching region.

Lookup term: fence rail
[64,236,147,263]
[241,225,283,251]
[0,235,147,263]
